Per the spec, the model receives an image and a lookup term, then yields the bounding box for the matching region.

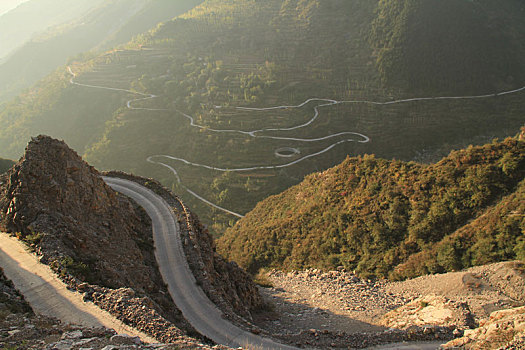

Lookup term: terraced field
[68,48,525,232]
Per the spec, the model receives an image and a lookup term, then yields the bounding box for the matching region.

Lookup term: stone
[110,334,142,345]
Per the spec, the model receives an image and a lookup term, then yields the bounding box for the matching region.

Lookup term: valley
[0,0,522,234]
[0,0,524,348]
[68,63,524,222]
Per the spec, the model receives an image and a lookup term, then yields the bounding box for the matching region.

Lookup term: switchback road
[104,176,297,350]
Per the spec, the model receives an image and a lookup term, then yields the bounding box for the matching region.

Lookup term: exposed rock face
[443,306,525,349]
[0,136,155,291]
[104,171,265,322]
[180,204,265,320]
[0,135,189,333]
[380,295,475,330]
[0,267,32,318]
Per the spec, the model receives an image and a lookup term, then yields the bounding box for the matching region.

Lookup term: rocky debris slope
[104,172,265,325]
[380,295,475,330]
[443,306,525,350]
[2,312,219,350]
[1,266,206,350]
[0,136,197,341]
[255,262,525,348]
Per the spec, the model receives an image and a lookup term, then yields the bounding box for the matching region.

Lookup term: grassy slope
[217,130,525,279]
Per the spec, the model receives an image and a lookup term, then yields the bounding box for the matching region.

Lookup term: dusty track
[0,232,157,343]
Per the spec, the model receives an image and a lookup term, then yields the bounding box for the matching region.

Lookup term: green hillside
[0,0,202,102]
[0,0,524,234]
[395,176,525,280]
[370,0,525,94]
[0,158,14,174]
[217,130,525,279]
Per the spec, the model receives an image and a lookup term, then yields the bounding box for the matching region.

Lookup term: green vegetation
[218,130,524,279]
[370,0,525,94]
[0,0,202,102]
[0,158,14,174]
[0,0,524,235]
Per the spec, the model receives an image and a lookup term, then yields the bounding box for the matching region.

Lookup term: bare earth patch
[253,262,525,348]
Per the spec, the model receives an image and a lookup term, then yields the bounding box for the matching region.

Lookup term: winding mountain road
[103,176,297,350]
[68,65,525,218]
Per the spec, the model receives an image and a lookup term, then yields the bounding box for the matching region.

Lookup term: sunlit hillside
[0,0,202,102]
[0,0,524,234]
[218,131,525,279]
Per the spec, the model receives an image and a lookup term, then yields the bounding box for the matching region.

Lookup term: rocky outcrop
[443,306,525,349]
[380,295,475,330]
[0,136,154,291]
[178,201,265,320]
[0,136,193,337]
[0,267,32,318]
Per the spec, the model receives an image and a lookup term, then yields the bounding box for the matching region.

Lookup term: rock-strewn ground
[253,261,525,348]
[443,306,525,349]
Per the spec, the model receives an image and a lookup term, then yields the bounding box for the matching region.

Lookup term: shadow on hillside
[253,286,386,335]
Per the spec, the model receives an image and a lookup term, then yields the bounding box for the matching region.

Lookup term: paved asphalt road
[104,177,298,350]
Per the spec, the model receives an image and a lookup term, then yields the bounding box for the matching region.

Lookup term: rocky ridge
[0,136,198,342]
[0,136,267,347]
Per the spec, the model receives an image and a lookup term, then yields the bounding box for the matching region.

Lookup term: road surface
[104,177,298,350]
[0,233,157,343]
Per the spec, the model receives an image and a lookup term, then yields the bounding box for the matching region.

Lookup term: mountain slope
[0,0,523,235]
[370,0,525,94]
[0,0,202,102]
[0,158,14,174]
[217,129,525,279]
[0,0,104,60]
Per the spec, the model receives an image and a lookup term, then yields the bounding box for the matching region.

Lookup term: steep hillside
[0,0,28,16]
[370,0,525,94]
[0,136,164,293]
[0,0,202,102]
[218,129,525,279]
[0,158,14,174]
[0,0,104,60]
[0,135,265,342]
[0,0,523,235]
